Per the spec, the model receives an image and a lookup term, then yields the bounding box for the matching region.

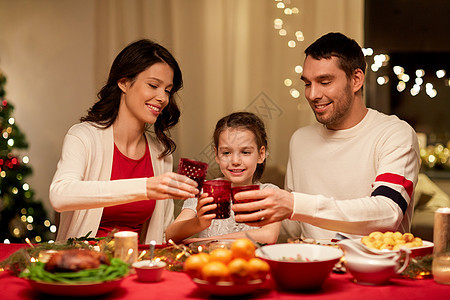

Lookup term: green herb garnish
[19,258,128,283]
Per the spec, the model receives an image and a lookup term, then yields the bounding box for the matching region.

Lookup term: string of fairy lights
[272,0,303,100]
[273,0,449,170]
[361,50,449,98]
[272,0,449,100]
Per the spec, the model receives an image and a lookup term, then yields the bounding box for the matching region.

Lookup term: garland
[0,231,115,276]
[401,254,433,279]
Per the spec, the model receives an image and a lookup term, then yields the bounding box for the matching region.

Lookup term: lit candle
[432,208,450,284]
[432,252,450,285]
[114,231,138,264]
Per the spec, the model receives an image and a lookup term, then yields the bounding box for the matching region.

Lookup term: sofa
[411,173,450,241]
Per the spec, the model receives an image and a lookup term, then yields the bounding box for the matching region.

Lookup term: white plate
[358,240,434,257]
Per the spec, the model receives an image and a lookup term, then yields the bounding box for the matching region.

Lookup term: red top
[97,140,156,240]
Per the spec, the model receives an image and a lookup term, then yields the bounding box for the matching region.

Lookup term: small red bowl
[132,260,166,282]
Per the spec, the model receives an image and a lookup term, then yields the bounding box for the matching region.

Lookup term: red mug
[177,158,208,197]
[231,185,260,215]
[202,180,231,219]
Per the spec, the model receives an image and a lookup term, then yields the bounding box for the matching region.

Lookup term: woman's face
[215,127,265,186]
[118,62,174,127]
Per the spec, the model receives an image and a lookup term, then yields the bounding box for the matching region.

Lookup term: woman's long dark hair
[213,112,268,182]
[81,39,183,158]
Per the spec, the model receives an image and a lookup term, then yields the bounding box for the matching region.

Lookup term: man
[232,32,420,240]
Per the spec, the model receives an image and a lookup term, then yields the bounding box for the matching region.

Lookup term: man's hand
[232,188,294,226]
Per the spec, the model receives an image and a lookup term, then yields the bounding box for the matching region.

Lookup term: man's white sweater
[283,109,420,240]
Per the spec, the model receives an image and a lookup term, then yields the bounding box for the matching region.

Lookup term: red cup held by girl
[202,180,232,219]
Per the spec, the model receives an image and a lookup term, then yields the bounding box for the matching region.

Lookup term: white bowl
[132,260,166,282]
[256,243,343,290]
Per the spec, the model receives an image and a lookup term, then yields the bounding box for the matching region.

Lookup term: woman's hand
[195,193,216,230]
[146,172,199,200]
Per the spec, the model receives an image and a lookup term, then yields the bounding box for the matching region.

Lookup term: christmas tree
[0,69,55,243]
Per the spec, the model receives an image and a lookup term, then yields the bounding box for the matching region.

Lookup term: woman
[50,40,198,244]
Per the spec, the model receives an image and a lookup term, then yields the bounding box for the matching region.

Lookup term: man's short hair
[305,32,366,79]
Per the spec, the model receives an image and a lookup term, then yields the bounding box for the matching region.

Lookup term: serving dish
[26,277,124,297]
[192,277,266,296]
[356,240,434,258]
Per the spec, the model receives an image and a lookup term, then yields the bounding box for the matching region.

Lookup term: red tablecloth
[0,243,448,299]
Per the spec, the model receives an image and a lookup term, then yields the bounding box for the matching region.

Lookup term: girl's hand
[145,172,199,200]
[195,193,216,230]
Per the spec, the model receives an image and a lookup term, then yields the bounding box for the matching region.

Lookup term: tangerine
[209,248,232,265]
[231,238,256,260]
[247,258,270,280]
[202,261,229,283]
[184,252,210,278]
[228,258,250,283]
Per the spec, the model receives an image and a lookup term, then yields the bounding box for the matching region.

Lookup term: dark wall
[364,0,450,143]
[364,0,450,52]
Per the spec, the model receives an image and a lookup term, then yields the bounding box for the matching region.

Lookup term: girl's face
[215,127,265,186]
[118,62,173,127]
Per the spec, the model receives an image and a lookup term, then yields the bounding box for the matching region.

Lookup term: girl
[49,40,198,244]
[166,112,281,244]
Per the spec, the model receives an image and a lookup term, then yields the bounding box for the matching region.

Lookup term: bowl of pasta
[256,243,343,291]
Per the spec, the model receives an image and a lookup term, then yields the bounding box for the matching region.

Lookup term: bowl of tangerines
[183,238,270,296]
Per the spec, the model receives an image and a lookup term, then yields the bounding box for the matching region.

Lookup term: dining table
[0,243,448,299]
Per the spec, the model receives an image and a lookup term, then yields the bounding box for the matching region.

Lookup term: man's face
[301,56,357,130]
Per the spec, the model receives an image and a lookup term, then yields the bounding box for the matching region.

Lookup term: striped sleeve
[371,173,414,214]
